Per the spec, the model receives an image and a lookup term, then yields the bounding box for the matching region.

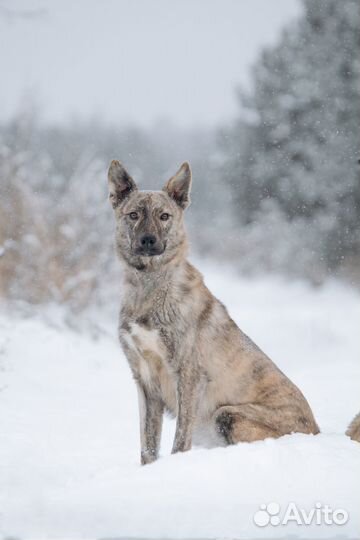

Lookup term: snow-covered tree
[221,0,360,279]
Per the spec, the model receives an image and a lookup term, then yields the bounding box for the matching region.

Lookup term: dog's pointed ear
[163,162,192,209]
[108,160,137,208]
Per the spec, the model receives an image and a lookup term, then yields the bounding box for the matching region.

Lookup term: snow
[1,265,359,539]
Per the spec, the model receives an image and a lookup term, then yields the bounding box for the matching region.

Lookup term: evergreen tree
[222,0,360,276]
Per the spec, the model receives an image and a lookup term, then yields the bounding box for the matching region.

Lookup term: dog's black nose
[140,234,157,249]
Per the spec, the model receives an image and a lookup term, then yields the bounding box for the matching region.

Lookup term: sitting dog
[108,160,319,464]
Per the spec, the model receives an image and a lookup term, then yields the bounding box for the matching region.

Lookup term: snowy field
[0,264,359,539]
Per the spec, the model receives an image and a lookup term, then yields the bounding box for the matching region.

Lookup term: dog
[108,160,320,464]
[346,412,360,442]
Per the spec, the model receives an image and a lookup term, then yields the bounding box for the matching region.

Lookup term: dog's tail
[346,411,360,442]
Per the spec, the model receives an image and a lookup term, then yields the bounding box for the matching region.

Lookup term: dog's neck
[121,253,187,295]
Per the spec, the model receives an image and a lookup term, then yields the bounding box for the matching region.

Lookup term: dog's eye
[160,213,170,221]
[129,212,138,220]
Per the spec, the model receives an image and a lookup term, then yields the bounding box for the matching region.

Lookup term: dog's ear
[163,162,192,210]
[108,160,137,208]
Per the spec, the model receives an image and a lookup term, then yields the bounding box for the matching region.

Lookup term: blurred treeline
[0,0,359,311]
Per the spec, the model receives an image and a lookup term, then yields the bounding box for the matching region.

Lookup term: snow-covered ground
[1,264,359,539]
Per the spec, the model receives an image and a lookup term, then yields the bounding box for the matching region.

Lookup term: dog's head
[108,160,191,271]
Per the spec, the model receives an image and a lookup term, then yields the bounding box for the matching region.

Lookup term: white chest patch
[123,323,167,387]
[122,322,176,411]
[128,323,164,356]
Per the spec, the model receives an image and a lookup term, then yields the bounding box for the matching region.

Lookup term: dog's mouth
[133,246,166,257]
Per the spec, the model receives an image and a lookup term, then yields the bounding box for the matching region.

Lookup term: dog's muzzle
[134,234,165,257]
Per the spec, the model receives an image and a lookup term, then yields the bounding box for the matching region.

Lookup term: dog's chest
[122,322,176,409]
[124,322,165,362]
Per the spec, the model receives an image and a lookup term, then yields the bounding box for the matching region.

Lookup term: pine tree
[222,0,360,277]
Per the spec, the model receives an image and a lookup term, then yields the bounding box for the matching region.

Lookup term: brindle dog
[108,160,319,464]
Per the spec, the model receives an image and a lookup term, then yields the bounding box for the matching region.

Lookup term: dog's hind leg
[214,403,319,444]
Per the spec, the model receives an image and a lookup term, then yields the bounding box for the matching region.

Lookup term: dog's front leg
[137,383,164,465]
[172,368,201,454]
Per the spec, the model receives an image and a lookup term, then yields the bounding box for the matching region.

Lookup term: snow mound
[1,269,359,538]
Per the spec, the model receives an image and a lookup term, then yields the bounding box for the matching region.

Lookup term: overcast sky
[0,0,301,128]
